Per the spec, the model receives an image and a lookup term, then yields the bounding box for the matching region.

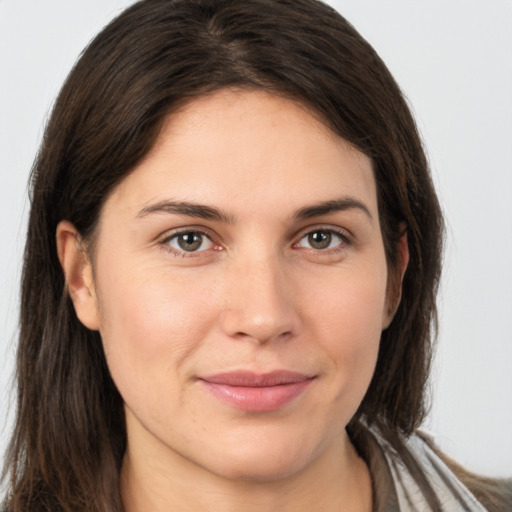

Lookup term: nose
[220,255,301,344]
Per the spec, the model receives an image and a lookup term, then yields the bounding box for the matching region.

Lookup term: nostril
[220,308,299,345]
[219,265,301,343]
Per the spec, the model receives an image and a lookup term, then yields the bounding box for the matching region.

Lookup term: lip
[199,370,315,412]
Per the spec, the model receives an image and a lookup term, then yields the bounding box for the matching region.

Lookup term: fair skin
[57,89,407,512]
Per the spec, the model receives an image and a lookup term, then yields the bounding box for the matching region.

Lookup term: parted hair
[3,0,445,510]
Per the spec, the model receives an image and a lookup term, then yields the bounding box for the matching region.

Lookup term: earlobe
[56,220,100,331]
[383,225,410,329]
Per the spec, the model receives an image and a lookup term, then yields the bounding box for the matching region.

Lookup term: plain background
[1,0,511,478]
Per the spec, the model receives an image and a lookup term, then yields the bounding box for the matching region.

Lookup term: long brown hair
[3,0,445,509]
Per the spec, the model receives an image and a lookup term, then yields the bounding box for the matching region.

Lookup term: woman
[2,0,510,510]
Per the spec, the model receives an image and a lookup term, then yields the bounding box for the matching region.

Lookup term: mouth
[198,370,316,412]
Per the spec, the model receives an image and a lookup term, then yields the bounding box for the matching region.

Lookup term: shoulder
[360,424,512,512]
[416,431,512,512]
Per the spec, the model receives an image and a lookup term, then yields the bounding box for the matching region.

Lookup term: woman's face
[71,89,395,481]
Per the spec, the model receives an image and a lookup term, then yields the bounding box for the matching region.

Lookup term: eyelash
[159,226,352,258]
[294,227,351,253]
[160,228,220,258]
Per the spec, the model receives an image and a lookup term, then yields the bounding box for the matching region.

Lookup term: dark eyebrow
[294,197,373,221]
[136,200,235,223]
[136,197,372,224]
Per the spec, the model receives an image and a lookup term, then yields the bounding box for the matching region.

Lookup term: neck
[121,421,372,512]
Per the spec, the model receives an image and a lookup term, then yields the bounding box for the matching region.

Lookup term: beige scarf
[372,428,488,511]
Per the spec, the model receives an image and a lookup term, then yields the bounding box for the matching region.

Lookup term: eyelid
[294,224,353,244]
[159,226,222,256]
[156,223,353,258]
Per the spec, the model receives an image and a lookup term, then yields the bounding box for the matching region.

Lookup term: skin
[57,89,408,512]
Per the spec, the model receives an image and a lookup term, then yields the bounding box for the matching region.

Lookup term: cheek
[303,264,387,402]
[94,259,218,394]
[308,261,387,343]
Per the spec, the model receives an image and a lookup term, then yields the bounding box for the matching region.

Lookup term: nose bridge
[220,248,299,343]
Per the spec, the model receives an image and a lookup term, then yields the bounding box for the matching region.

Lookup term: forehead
[105,88,377,221]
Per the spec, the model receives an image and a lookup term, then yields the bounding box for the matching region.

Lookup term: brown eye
[307,231,332,249]
[297,229,346,250]
[168,231,213,252]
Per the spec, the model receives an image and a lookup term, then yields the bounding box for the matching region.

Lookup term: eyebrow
[294,197,373,221]
[136,200,235,223]
[136,196,372,223]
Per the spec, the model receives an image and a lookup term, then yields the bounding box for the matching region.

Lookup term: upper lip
[200,370,314,387]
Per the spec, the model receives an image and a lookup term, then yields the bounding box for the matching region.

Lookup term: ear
[382,225,409,329]
[56,220,100,331]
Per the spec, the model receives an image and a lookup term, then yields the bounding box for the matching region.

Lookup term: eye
[296,229,347,250]
[166,231,214,253]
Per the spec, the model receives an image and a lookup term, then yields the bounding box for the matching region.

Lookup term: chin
[210,453,311,483]
[196,432,325,483]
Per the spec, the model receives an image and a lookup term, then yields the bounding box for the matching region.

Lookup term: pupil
[178,232,202,251]
[309,231,331,249]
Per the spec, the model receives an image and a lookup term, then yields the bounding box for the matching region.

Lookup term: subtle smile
[199,371,316,412]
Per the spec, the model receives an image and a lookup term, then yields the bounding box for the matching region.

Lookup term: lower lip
[201,379,313,412]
